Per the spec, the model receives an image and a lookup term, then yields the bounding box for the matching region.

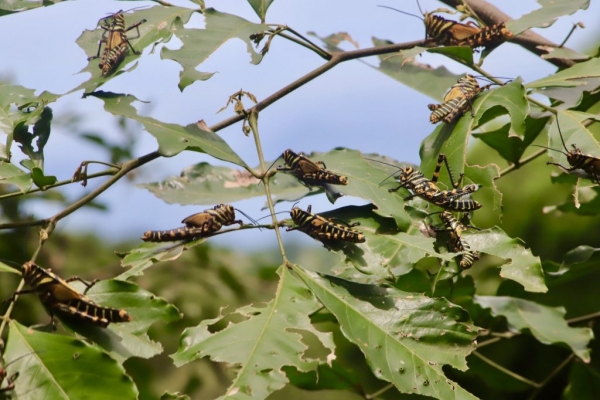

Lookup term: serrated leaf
[539,46,590,61]
[73,6,195,93]
[247,0,274,22]
[371,39,463,102]
[54,279,181,363]
[474,116,549,165]
[171,266,335,400]
[467,227,547,293]
[305,204,450,280]
[86,91,247,165]
[475,295,592,361]
[161,8,267,91]
[0,161,32,192]
[118,238,207,280]
[526,57,600,89]
[4,320,139,400]
[473,79,529,138]
[507,0,589,36]
[140,149,413,228]
[294,267,479,399]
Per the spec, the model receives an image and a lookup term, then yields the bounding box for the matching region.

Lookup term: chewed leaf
[507,0,589,36]
[475,295,592,361]
[295,268,479,399]
[161,8,268,90]
[171,266,335,400]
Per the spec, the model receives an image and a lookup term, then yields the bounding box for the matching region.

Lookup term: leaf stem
[526,354,575,400]
[247,110,288,262]
[567,310,600,324]
[472,350,541,388]
[274,26,331,60]
[0,152,160,230]
[498,148,546,177]
[0,168,118,200]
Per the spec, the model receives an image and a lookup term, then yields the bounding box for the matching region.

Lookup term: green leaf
[0,161,32,193]
[58,279,181,363]
[73,6,195,93]
[473,79,529,138]
[544,110,600,179]
[141,149,413,228]
[427,46,474,66]
[30,166,57,189]
[86,91,247,165]
[0,0,65,15]
[4,320,139,399]
[295,268,479,399]
[171,266,335,400]
[307,31,359,53]
[13,106,53,169]
[371,39,464,102]
[118,239,206,280]
[0,83,59,160]
[247,0,274,22]
[540,46,590,61]
[526,57,600,89]
[467,227,547,293]
[507,0,589,36]
[0,260,20,274]
[474,116,549,165]
[475,295,592,361]
[305,204,451,280]
[161,8,267,90]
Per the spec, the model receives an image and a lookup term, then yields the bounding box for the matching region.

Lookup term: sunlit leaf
[5,320,139,399]
[467,227,547,293]
[473,79,529,138]
[295,268,479,399]
[171,266,335,400]
[161,8,267,90]
[526,57,600,89]
[0,0,65,15]
[507,0,589,36]
[427,46,474,66]
[52,279,181,363]
[118,237,208,279]
[85,91,248,165]
[475,295,592,361]
[301,204,450,280]
[73,6,195,93]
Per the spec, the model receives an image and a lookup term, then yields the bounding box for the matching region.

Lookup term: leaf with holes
[475,295,592,361]
[171,266,335,400]
[295,268,479,399]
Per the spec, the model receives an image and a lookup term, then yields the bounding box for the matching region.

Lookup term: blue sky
[0,0,598,249]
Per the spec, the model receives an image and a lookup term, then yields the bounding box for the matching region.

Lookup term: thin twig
[0,168,118,200]
[209,39,427,133]
[473,351,541,388]
[567,310,600,325]
[499,148,546,177]
[0,152,160,230]
[527,354,575,400]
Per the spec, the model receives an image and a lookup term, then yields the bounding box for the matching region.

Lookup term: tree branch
[438,0,576,68]
[209,39,428,132]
